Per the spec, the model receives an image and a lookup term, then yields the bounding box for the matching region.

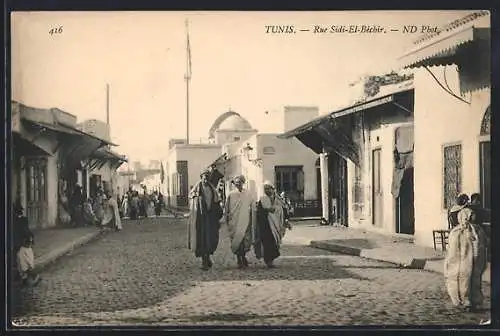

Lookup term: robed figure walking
[187,170,223,270]
[254,181,289,268]
[223,175,256,269]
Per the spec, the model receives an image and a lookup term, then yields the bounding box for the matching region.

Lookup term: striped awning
[397,26,489,69]
[397,10,490,69]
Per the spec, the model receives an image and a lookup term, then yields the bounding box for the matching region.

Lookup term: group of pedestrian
[445,192,490,314]
[187,170,293,271]
[58,182,122,231]
[120,187,166,220]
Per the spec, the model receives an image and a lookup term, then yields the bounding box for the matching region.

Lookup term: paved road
[12,218,491,326]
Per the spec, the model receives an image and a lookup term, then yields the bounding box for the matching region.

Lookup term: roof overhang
[86,147,128,171]
[279,88,412,140]
[23,119,115,168]
[278,88,414,165]
[397,26,490,69]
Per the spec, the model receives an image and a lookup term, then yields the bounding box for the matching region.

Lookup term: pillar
[319,151,329,222]
[85,168,90,199]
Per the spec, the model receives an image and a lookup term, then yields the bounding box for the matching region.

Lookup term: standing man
[223,175,255,269]
[254,181,290,268]
[188,170,223,270]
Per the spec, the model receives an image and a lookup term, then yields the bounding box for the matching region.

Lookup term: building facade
[12,101,126,229]
[280,80,415,230]
[163,107,320,215]
[280,10,490,247]
[398,10,490,247]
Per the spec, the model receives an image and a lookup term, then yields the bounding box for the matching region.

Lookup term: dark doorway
[396,167,415,235]
[328,153,348,226]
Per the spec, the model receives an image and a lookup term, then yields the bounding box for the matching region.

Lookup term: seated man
[17,234,41,287]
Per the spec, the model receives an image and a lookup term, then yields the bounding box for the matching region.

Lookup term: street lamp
[241,143,263,167]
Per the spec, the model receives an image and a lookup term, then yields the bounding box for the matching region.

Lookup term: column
[319,150,329,222]
[85,168,90,199]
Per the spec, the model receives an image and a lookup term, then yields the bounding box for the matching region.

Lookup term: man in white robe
[223,175,255,269]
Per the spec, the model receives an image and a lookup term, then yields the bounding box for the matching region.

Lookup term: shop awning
[22,119,114,168]
[397,10,490,69]
[398,26,489,69]
[86,147,127,171]
[13,133,52,156]
[279,94,397,140]
[278,88,413,165]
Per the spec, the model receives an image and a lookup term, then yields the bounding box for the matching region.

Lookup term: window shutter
[297,169,304,192]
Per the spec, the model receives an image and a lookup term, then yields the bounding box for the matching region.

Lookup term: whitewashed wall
[413,65,490,247]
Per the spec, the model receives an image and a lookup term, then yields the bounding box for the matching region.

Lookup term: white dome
[217,115,253,131]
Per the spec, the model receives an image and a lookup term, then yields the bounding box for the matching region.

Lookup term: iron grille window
[443,144,462,210]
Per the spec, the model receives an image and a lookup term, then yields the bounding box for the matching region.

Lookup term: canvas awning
[397,10,490,69]
[398,26,490,69]
[23,119,114,168]
[86,147,127,171]
[278,88,413,165]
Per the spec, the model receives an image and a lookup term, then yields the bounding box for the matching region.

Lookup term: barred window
[443,144,462,210]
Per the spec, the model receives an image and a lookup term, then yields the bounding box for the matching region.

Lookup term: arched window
[479,106,490,210]
[480,106,491,136]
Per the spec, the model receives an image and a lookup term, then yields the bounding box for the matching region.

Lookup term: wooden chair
[432,210,455,251]
[432,229,449,251]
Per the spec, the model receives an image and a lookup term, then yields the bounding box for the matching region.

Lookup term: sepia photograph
[9,9,491,328]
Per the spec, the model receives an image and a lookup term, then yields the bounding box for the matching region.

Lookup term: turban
[200,169,210,178]
[263,180,275,189]
[232,175,246,184]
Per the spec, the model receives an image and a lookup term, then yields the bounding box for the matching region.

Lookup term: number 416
[49,26,63,35]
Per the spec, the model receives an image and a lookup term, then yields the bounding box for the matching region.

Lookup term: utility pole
[185,19,192,144]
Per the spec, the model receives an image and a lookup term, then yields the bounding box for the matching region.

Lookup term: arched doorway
[479,106,490,209]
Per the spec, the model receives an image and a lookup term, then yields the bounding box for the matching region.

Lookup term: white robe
[224,189,255,254]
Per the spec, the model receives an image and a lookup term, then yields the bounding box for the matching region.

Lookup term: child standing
[17,234,41,287]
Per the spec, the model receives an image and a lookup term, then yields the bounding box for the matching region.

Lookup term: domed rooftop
[217,114,253,131]
[208,111,255,139]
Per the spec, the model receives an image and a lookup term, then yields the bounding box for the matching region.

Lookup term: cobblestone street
[12,218,490,327]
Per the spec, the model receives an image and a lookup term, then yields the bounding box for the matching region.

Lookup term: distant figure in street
[445,207,488,312]
[102,192,123,231]
[69,185,85,227]
[187,169,223,270]
[83,198,99,226]
[130,191,140,220]
[120,194,129,219]
[447,193,469,229]
[279,191,294,230]
[93,189,105,225]
[254,181,290,268]
[139,191,149,218]
[223,175,255,269]
[17,234,41,287]
[154,192,164,217]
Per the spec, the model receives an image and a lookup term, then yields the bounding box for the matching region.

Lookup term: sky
[11,10,474,164]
